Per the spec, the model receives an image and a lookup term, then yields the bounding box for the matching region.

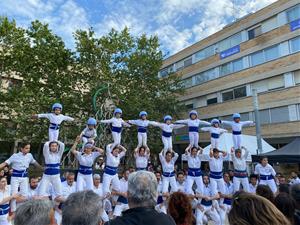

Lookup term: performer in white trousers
[201,119,227,149]
[195,175,221,225]
[113,170,130,217]
[99,108,130,150]
[184,146,204,195]
[152,115,185,155]
[0,143,41,212]
[128,111,156,148]
[220,113,254,149]
[32,103,74,141]
[134,146,150,171]
[208,148,227,202]
[80,118,97,147]
[255,156,277,193]
[38,140,65,197]
[102,144,127,196]
[71,136,104,192]
[175,110,211,148]
[231,147,249,192]
[159,149,178,194]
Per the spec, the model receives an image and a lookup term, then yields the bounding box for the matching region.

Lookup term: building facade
[159,0,300,150]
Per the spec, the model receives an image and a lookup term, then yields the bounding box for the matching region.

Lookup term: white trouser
[196,205,221,225]
[137,132,147,148]
[113,203,129,217]
[111,132,121,150]
[189,132,199,148]
[185,175,203,194]
[82,137,95,146]
[49,129,59,141]
[211,137,219,149]
[39,174,62,196]
[0,215,11,225]
[259,179,277,193]
[162,136,172,154]
[218,204,231,225]
[54,210,62,225]
[233,176,249,192]
[76,173,93,192]
[210,178,225,195]
[101,210,110,222]
[162,175,178,193]
[10,176,28,212]
[102,173,120,195]
[232,134,242,149]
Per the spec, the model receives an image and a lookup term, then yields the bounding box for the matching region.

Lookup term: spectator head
[66,172,75,186]
[278,184,290,194]
[62,190,102,225]
[223,172,230,183]
[19,142,31,154]
[93,174,101,187]
[256,184,274,203]
[155,171,161,182]
[177,171,185,184]
[274,192,295,225]
[249,174,258,185]
[0,170,4,177]
[29,176,39,190]
[127,171,157,208]
[259,156,268,166]
[291,184,300,210]
[228,191,291,225]
[279,176,286,185]
[14,199,55,225]
[123,169,130,180]
[168,192,195,225]
[0,176,7,189]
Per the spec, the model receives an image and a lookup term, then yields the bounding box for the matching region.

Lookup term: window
[270,106,289,123]
[251,50,264,66]
[264,45,279,61]
[259,109,270,124]
[184,57,192,67]
[185,104,194,110]
[220,115,232,121]
[290,37,300,53]
[261,16,278,33]
[294,70,300,84]
[182,78,193,88]
[160,68,168,77]
[175,60,184,71]
[222,86,247,102]
[240,112,250,121]
[204,68,218,80]
[218,32,242,51]
[287,5,300,22]
[268,76,284,90]
[232,58,243,72]
[207,97,218,105]
[222,91,234,101]
[194,45,215,62]
[194,73,205,85]
[248,26,262,40]
[220,63,232,76]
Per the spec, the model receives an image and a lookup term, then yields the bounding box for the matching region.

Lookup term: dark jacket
[104,207,176,225]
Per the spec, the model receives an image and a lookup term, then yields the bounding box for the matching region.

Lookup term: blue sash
[260,174,274,180]
[162,131,172,137]
[232,131,241,135]
[211,133,219,138]
[82,134,91,138]
[104,166,118,175]
[49,123,60,130]
[234,170,247,178]
[224,198,232,205]
[189,126,199,132]
[44,163,60,175]
[117,196,128,204]
[210,171,223,179]
[78,165,93,175]
[12,169,28,177]
[0,204,9,215]
[201,199,212,206]
[163,171,175,177]
[136,167,147,171]
[112,126,122,133]
[138,127,147,133]
[188,168,202,177]
[157,196,163,204]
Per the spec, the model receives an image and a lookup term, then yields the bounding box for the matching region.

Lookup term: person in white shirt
[0,143,42,212]
[32,103,74,141]
[27,176,39,199]
[195,175,221,225]
[201,119,227,149]
[102,144,127,196]
[113,170,130,217]
[249,174,258,194]
[152,115,185,155]
[159,149,178,194]
[230,147,249,192]
[289,171,300,185]
[176,171,186,192]
[220,113,254,150]
[184,146,204,195]
[175,110,211,149]
[71,136,104,192]
[155,171,167,214]
[61,172,76,199]
[80,118,97,148]
[128,111,157,149]
[99,108,130,151]
[255,156,277,193]
[38,141,65,197]
[134,146,150,171]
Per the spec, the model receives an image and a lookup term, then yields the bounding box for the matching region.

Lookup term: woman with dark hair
[168,192,195,225]
[228,191,291,225]
[274,193,296,225]
[256,184,275,203]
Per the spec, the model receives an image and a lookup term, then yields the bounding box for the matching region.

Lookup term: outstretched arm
[99,118,113,124]
[63,115,75,122]
[220,120,232,127]
[241,121,255,127]
[199,120,211,127]
[175,119,189,124]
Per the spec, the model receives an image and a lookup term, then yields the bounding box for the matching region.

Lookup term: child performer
[0,143,42,212]
[38,141,65,197]
[128,111,156,148]
[71,136,104,191]
[134,146,150,171]
[254,156,277,193]
[175,110,211,149]
[32,103,74,141]
[80,118,97,147]
[99,108,130,150]
[220,113,254,149]
[201,119,227,149]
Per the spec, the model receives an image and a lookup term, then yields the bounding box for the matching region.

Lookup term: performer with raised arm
[38,140,65,198]
[175,110,211,149]
[70,136,104,191]
[220,113,254,149]
[255,156,277,193]
[230,146,249,192]
[201,119,227,149]
[99,108,130,150]
[80,118,97,147]
[32,103,74,141]
[102,144,127,196]
[159,149,179,194]
[0,143,42,212]
[134,146,150,171]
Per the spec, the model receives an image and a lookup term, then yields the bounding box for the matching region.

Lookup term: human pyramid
[0,102,280,225]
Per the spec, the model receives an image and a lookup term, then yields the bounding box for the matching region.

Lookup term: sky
[0,0,277,56]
